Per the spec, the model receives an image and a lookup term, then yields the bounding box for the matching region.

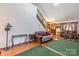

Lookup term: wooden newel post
[5,23,12,50]
[0,51,1,56]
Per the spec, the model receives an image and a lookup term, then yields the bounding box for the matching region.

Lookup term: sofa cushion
[46,32,51,35]
[35,31,52,36]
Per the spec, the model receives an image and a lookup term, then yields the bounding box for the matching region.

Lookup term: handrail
[36,9,48,31]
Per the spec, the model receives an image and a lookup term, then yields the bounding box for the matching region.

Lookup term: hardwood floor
[0,35,59,56]
[0,42,39,56]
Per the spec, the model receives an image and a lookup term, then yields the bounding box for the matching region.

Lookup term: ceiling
[37,3,79,22]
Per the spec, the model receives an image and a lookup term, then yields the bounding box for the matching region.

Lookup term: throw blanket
[42,35,53,42]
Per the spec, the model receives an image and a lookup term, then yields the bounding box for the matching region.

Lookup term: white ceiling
[38,3,79,22]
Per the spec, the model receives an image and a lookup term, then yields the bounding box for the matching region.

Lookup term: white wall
[0,3,46,48]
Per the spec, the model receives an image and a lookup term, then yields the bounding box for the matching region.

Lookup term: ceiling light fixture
[54,3,60,6]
